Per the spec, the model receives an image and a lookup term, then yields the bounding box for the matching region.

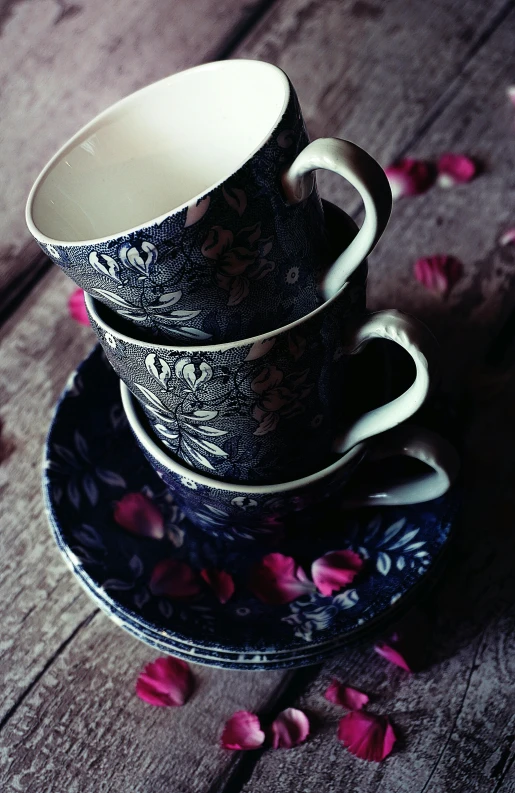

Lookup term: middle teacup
[86,275,437,484]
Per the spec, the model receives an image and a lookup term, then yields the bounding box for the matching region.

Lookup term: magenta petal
[500,228,515,246]
[68,288,90,326]
[221,711,265,750]
[311,550,363,596]
[325,680,369,710]
[200,568,235,604]
[149,559,201,599]
[385,159,435,200]
[338,711,397,762]
[114,492,165,539]
[249,553,314,605]
[414,255,463,296]
[374,642,412,672]
[437,153,476,187]
[136,656,194,707]
[270,708,310,749]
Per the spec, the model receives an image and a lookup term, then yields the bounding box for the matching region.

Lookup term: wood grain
[0,0,262,317]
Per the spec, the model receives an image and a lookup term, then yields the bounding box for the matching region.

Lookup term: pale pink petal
[68,288,90,326]
[149,559,201,599]
[385,159,435,200]
[270,708,310,749]
[311,550,363,597]
[414,255,463,296]
[499,228,515,246]
[338,711,397,762]
[374,642,412,672]
[221,711,265,750]
[114,492,165,539]
[325,680,369,710]
[249,553,314,605]
[437,153,476,188]
[135,656,194,707]
[507,86,515,106]
[200,568,235,604]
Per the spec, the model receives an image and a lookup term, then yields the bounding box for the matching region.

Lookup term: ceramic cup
[86,267,437,483]
[26,59,391,343]
[121,381,460,541]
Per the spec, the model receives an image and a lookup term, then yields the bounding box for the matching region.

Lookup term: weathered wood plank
[0,0,263,317]
[0,610,286,793]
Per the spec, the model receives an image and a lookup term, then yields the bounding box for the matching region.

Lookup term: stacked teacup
[27,60,459,541]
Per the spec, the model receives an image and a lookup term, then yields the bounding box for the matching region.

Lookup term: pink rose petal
[200,568,235,604]
[114,492,165,539]
[248,553,314,605]
[414,255,463,296]
[437,153,476,188]
[385,159,435,200]
[500,228,515,246]
[325,680,369,710]
[311,550,363,597]
[136,656,194,707]
[507,86,515,106]
[221,711,266,750]
[149,559,201,599]
[270,708,310,749]
[338,711,397,762]
[68,288,90,326]
[374,642,412,672]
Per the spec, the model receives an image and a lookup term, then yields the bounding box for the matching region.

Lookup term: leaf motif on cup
[228,275,250,306]
[184,195,211,227]
[89,251,120,282]
[118,240,157,277]
[245,337,277,361]
[145,353,172,388]
[287,332,306,361]
[222,186,247,216]
[277,129,295,148]
[175,357,213,391]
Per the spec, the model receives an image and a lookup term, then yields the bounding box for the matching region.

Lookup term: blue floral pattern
[36,89,345,344]
[43,347,461,669]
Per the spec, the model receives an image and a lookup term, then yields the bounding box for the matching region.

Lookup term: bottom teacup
[121,381,460,542]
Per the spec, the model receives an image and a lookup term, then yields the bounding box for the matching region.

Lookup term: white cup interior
[28,60,289,244]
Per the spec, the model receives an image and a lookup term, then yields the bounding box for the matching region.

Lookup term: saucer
[43,346,461,669]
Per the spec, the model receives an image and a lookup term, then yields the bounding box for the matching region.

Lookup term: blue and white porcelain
[43,346,461,669]
[26,60,391,343]
[87,280,442,484]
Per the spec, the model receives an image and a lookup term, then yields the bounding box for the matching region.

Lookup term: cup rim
[85,276,352,354]
[120,380,365,495]
[26,60,291,248]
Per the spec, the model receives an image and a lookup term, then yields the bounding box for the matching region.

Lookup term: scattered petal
[499,228,515,246]
[338,711,397,762]
[136,656,194,707]
[200,568,235,604]
[221,711,266,750]
[114,492,165,539]
[325,680,369,710]
[385,158,435,200]
[270,708,310,749]
[149,559,201,599]
[374,643,412,672]
[414,255,463,296]
[248,553,314,605]
[375,606,431,672]
[311,550,363,597]
[437,153,476,188]
[68,288,90,326]
[507,86,515,106]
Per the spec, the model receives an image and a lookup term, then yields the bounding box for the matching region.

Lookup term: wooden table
[2,1,515,790]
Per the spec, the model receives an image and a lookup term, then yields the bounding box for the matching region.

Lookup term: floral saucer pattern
[43,346,461,669]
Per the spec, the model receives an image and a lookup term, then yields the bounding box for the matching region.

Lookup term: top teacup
[26,60,391,343]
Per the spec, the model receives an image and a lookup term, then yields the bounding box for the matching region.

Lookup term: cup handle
[340,425,460,507]
[282,138,392,299]
[333,310,438,453]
